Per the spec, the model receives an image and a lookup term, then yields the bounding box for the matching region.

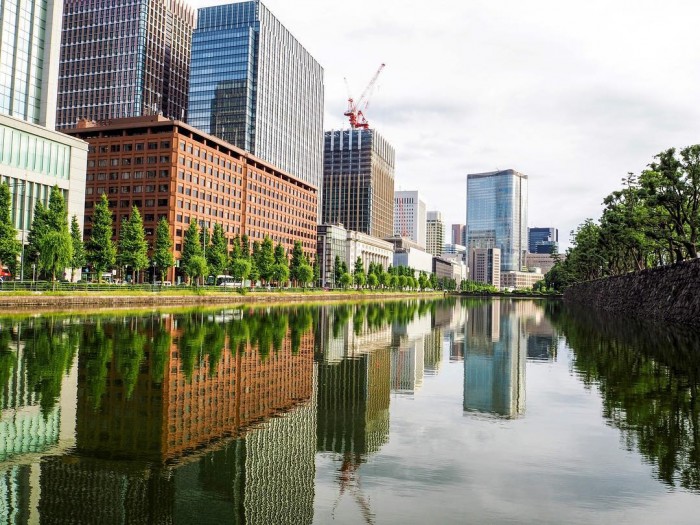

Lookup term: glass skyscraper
[188,1,324,197]
[56,0,196,129]
[528,227,558,254]
[0,0,62,127]
[322,128,395,239]
[466,169,528,272]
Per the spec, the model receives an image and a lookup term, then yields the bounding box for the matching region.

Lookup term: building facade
[469,247,501,287]
[466,169,528,272]
[528,227,558,254]
[426,211,444,256]
[65,115,317,282]
[525,252,558,275]
[451,223,466,246]
[500,270,544,290]
[394,190,426,248]
[188,1,323,199]
[316,223,393,288]
[322,128,395,238]
[56,0,196,129]
[0,0,87,277]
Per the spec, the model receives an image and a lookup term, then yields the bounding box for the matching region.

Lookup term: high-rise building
[466,169,528,272]
[469,247,501,287]
[451,224,466,246]
[188,1,324,199]
[394,190,426,248]
[528,227,558,254]
[56,0,196,129]
[426,211,445,256]
[322,128,395,238]
[0,0,87,279]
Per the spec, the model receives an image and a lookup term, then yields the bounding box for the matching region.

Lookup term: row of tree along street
[545,145,700,291]
[0,190,461,290]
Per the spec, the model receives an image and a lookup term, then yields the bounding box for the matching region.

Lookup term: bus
[215,275,242,287]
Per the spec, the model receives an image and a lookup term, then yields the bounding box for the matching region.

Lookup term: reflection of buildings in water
[0,320,79,523]
[316,307,392,365]
[391,315,430,395]
[463,301,526,418]
[423,327,443,376]
[448,331,465,362]
[317,348,391,459]
[32,312,317,523]
[527,335,557,362]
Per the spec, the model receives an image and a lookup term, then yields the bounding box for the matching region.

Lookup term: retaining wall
[563,258,700,326]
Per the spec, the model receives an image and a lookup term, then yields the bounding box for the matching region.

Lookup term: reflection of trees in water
[0,321,17,410]
[551,304,700,492]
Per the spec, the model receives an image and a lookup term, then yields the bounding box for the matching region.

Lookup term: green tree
[153,218,175,282]
[241,234,250,259]
[271,262,290,286]
[353,270,366,288]
[231,257,251,283]
[0,182,20,276]
[206,223,229,276]
[38,186,73,285]
[339,272,351,289]
[181,220,203,284]
[298,262,314,288]
[25,200,48,275]
[289,241,304,285]
[367,273,379,289]
[334,255,343,286]
[418,272,429,290]
[117,206,149,283]
[70,215,86,282]
[86,194,116,281]
[257,237,275,283]
[184,254,208,285]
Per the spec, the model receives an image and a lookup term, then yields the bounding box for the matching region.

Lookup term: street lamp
[152,260,156,285]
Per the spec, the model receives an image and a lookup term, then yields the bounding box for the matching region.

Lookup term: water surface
[0,298,698,524]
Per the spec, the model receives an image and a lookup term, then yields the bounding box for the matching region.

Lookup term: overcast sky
[189,0,700,248]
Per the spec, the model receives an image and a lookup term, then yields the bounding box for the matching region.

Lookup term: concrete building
[57,0,196,129]
[65,115,317,282]
[451,223,466,246]
[466,169,528,272]
[528,227,559,254]
[0,0,88,277]
[316,223,393,288]
[385,236,433,275]
[426,210,445,256]
[443,243,467,262]
[394,190,426,248]
[469,247,501,287]
[188,1,324,200]
[525,252,559,275]
[322,128,395,238]
[438,254,468,285]
[500,269,544,290]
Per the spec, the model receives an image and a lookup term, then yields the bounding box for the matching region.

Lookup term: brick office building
[65,115,318,282]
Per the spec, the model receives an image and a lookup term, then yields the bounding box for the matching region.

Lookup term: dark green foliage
[0,182,20,275]
[86,194,116,279]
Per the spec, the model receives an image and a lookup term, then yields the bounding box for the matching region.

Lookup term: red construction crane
[344,63,385,129]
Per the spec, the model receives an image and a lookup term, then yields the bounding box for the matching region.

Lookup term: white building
[394,190,426,248]
[426,210,445,256]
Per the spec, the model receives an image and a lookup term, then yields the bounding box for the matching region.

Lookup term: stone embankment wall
[563,258,700,327]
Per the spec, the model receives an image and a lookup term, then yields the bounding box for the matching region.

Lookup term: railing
[0,281,322,293]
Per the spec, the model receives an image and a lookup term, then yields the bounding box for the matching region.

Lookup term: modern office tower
[0,0,87,278]
[65,115,318,282]
[188,1,324,200]
[466,169,528,272]
[394,190,426,248]
[469,247,501,287]
[322,128,395,238]
[426,211,445,256]
[528,227,559,254]
[451,223,466,246]
[56,0,196,129]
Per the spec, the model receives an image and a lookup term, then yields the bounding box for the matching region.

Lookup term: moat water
[0,298,699,524]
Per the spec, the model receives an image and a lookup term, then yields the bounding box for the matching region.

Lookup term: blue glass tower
[188,1,324,197]
[466,169,528,272]
[528,227,558,254]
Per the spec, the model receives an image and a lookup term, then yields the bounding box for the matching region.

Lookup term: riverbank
[0,289,444,311]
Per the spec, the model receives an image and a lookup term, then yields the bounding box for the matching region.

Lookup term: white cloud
[188,0,700,248]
